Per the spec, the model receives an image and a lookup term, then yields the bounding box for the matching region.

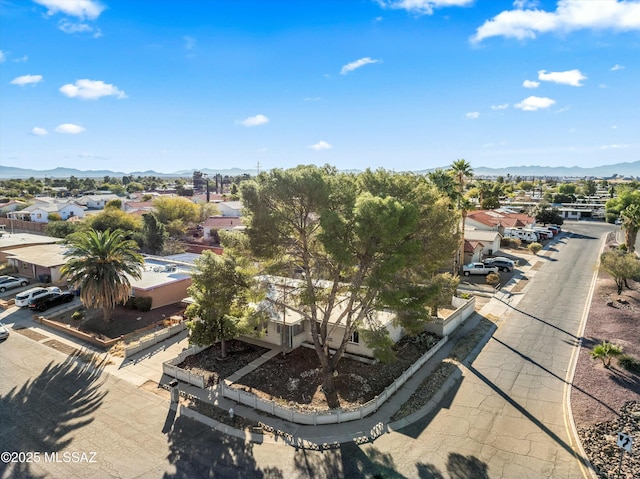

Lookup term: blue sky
[1,0,639,174]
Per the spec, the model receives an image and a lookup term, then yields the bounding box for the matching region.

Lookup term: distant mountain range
[1,161,638,179]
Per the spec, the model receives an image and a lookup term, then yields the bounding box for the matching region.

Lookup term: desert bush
[618,354,640,374]
[528,242,543,254]
[71,310,84,321]
[590,341,623,368]
[485,272,500,286]
[135,296,153,312]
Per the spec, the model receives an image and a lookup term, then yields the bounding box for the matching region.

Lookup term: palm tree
[450,159,473,201]
[449,160,474,274]
[61,229,145,321]
[621,203,640,253]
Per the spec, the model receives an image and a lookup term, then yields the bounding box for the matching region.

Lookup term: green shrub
[135,296,152,312]
[528,242,543,254]
[124,297,137,309]
[590,341,623,368]
[618,354,640,374]
[71,310,84,321]
[605,212,618,224]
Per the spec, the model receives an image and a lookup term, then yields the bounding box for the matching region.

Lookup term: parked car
[483,258,514,272]
[0,323,9,340]
[463,262,499,276]
[28,291,74,312]
[15,286,62,307]
[0,276,29,293]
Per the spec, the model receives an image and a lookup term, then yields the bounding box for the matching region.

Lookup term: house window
[36,213,42,218]
[292,322,305,336]
[349,330,360,344]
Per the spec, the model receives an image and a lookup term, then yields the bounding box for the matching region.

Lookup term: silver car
[0,276,29,293]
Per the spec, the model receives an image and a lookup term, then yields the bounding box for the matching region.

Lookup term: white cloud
[523,79,540,88]
[465,112,480,119]
[0,51,5,63]
[513,0,539,8]
[57,20,102,37]
[10,74,43,86]
[514,96,556,111]
[491,103,509,110]
[60,79,127,100]
[472,0,640,44]
[599,83,607,88]
[340,57,380,75]
[55,123,85,134]
[376,0,474,16]
[538,69,586,86]
[309,141,332,151]
[611,125,618,129]
[236,114,269,127]
[34,0,105,20]
[600,144,629,149]
[31,127,48,136]
[611,64,625,71]
[14,55,29,62]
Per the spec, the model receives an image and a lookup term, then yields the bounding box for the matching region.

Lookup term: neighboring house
[0,233,61,263]
[216,200,243,217]
[463,240,485,264]
[0,200,27,215]
[466,210,535,234]
[4,243,67,283]
[2,243,194,310]
[130,257,194,309]
[6,201,85,223]
[76,194,121,210]
[123,200,155,215]
[202,216,243,239]
[464,229,501,258]
[240,276,403,361]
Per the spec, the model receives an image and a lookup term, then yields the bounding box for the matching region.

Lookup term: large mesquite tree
[241,166,458,407]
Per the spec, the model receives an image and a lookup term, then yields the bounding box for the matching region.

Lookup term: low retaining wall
[424,296,476,337]
[124,322,186,358]
[35,316,122,348]
[221,335,448,425]
[162,344,209,389]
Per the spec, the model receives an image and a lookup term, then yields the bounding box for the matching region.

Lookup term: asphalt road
[0,221,613,478]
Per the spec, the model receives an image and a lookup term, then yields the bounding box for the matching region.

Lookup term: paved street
[0,221,612,478]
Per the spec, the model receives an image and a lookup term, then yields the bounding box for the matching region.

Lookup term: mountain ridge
[1,161,638,179]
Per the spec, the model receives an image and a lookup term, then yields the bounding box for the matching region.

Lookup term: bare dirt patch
[232,332,440,411]
[177,339,270,386]
[572,273,640,428]
[49,303,186,341]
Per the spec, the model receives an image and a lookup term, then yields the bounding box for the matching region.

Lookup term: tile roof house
[202,216,244,239]
[466,210,535,233]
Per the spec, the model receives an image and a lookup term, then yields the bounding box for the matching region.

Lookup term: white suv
[15,286,62,308]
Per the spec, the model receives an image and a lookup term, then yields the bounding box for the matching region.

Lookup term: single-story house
[6,201,85,223]
[215,200,243,217]
[0,200,27,215]
[76,194,121,210]
[463,240,485,264]
[202,216,243,239]
[463,229,502,258]
[239,276,404,361]
[3,243,194,310]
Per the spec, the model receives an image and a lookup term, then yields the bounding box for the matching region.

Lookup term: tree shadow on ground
[291,442,491,479]
[417,452,490,478]
[294,442,409,478]
[163,415,283,479]
[0,351,107,479]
